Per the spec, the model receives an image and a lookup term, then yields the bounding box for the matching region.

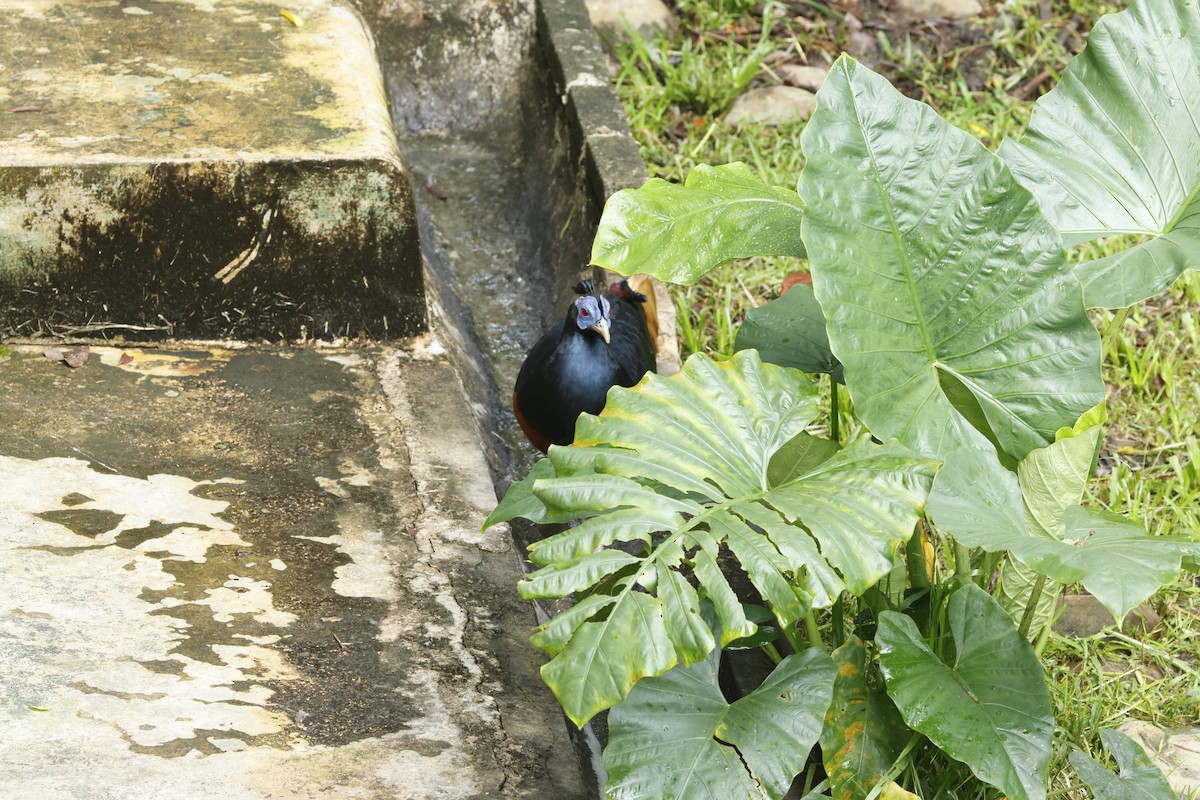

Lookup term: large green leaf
[571,350,820,498]
[876,584,1054,800]
[798,55,1104,462]
[591,162,807,284]
[767,431,842,488]
[1020,404,1106,540]
[926,448,1029,552]
[1070,728,1178,800]
[1058,505,1200,623]
[927,444,1200,623]
[999,0,1200,308]
[483,458,563,529]
[929,408,1103,553]
[539,590,678,730]
[760,439,940,597]
[735,283,845,382]
[605,640,836,800]
[997,405,1105,627]
[502,351,937,726]
[819,636,908,800]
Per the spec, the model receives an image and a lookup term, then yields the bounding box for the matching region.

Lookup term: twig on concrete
[50,322,171,336]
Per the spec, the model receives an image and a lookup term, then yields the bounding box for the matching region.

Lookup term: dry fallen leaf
[280,9,303,26]
[43,348,64,361]
[425,175,448,200]
[781,270,813,294]
[64,347,90,369]
[118,352,134,366]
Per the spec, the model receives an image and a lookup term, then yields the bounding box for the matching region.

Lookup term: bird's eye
[580,308,589,317]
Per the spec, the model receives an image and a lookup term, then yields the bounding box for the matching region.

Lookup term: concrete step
[0,342,585,799]
[0,0,424,340]
[0,1,668,796]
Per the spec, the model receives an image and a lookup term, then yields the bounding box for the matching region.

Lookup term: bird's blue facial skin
[573,295,611,331]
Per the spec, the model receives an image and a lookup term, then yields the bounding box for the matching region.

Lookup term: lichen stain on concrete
[0,1,381,161]
[0,340,586,796]
[0,454,295,755]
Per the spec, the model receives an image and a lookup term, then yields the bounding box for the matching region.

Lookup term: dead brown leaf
[781,270,813,294]
[63,347,90,369]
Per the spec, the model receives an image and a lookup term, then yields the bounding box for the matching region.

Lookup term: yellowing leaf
[820,636,908,800]
[280,9,303,26]
[880,782,921,800]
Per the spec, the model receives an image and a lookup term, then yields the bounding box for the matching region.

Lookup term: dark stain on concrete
[36,508,125,538]
[0,161,423,341]
[0,346,436,751]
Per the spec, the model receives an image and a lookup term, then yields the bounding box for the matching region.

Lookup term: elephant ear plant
[487,0,1200,796]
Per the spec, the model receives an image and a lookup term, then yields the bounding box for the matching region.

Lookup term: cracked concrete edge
[376,340,589,798]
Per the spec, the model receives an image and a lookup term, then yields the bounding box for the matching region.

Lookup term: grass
[606,1,1200,796]
[1091,272,1200,537]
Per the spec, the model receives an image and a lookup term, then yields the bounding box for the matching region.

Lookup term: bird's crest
[573,279,598,297]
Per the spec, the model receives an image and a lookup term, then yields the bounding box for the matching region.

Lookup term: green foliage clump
[492,0,1200,797]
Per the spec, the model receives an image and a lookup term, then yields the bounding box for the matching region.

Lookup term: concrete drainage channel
[0,1,673,797]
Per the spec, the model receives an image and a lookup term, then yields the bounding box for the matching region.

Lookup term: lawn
[604,0,1200,795]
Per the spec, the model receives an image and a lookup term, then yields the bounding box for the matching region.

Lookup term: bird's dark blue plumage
[513,279,656,452]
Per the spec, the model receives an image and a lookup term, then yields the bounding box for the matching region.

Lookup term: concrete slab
[0,0,423,340]
[0,342,586,798]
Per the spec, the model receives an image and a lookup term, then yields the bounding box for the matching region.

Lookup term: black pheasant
[512,278,656,452]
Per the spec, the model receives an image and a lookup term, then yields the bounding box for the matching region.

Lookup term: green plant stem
[804,609,822,649]
[952,538,973,580]
[1102,305,1133,357]
[779,616,804,654]
[1018,572,1048,639]
[831,593,845,644]
[1033,611,1055,658]
[829,378,841,443]
[905,524,930,590]
[981,551,1002,589]
[689,122,717,159]
[863,733,924,800]
[761,641,784,665]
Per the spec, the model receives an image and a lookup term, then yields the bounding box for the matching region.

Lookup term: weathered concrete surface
[583,0,677,42]
[0,0,423,340]
[0,342,586,798]
[368,0,677,488]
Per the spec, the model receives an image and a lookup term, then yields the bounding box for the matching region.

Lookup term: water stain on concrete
[0,343,582,798]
